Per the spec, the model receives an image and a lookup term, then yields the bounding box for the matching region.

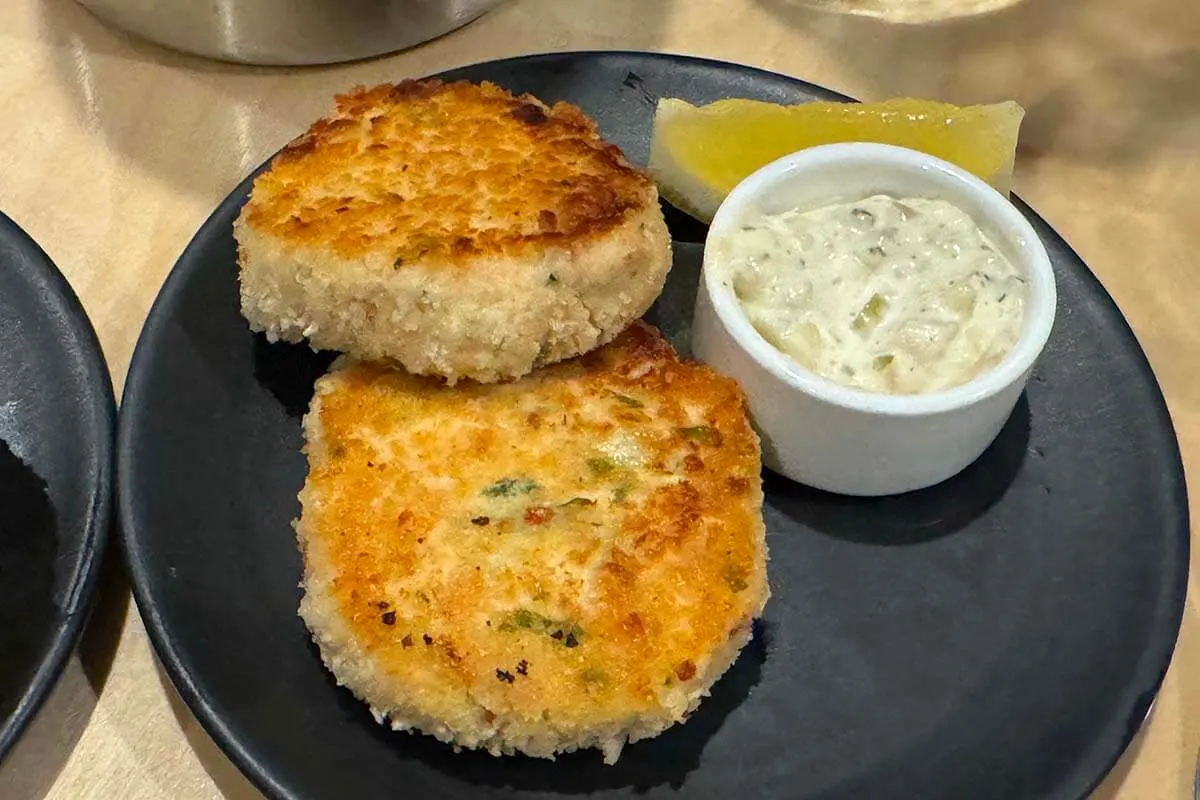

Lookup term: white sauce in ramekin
[719,194,1028,394]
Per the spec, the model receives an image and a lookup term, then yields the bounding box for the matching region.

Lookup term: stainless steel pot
[76,0,504,66]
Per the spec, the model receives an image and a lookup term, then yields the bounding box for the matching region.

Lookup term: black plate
[0,211,115,761]
[117,52,1189,800]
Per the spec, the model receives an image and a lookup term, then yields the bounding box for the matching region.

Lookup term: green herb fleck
[545,273,559,285]
[609,392,644,409]
[722,563,750,593]
[499,608,551,632]
[612,485,631,503]
[852,293,888,333]
[482,477,539,497]
[586,457,616,476]
[872,354,895,371]
[561,496,597,508]
[678,425,724,446]
[581,667,607,684]
[499,609,584,647]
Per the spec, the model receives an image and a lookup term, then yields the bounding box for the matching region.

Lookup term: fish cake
[296,321,769,762]
[235,79,672,384]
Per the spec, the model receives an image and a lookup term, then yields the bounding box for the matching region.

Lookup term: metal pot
[75,0,504,66]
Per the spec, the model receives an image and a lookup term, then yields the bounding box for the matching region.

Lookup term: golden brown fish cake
[235,79,672,384]
[296,321,769,762]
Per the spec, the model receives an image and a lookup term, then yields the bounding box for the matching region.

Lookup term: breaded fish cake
[296,321,769,763]
[235,79,672,384]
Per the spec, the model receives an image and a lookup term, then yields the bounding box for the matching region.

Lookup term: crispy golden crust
[241,79,656,266]
[235,79,672,384]
[297,322,769,760]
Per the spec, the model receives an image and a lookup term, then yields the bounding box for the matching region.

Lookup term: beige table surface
[0,0,1198,797]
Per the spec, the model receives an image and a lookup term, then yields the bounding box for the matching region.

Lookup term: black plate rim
[117,174,295,799]
[0,210,117,761]
[1010,197,1190,797]
[115,50,1190,800]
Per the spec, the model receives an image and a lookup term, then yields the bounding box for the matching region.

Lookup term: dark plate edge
[113,51,1192,800]
[436,48,857,102]
[116,159,307,799]
[113,167,297,800]
[1017,201,1191,799]
[0,211,118,762]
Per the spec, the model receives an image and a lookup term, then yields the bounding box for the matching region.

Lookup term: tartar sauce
[719,194,1028,394]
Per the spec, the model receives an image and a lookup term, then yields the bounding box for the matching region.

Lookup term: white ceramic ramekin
[692,142,1057,496]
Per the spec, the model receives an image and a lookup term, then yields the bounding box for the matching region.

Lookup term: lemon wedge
[648,97,1025,223]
